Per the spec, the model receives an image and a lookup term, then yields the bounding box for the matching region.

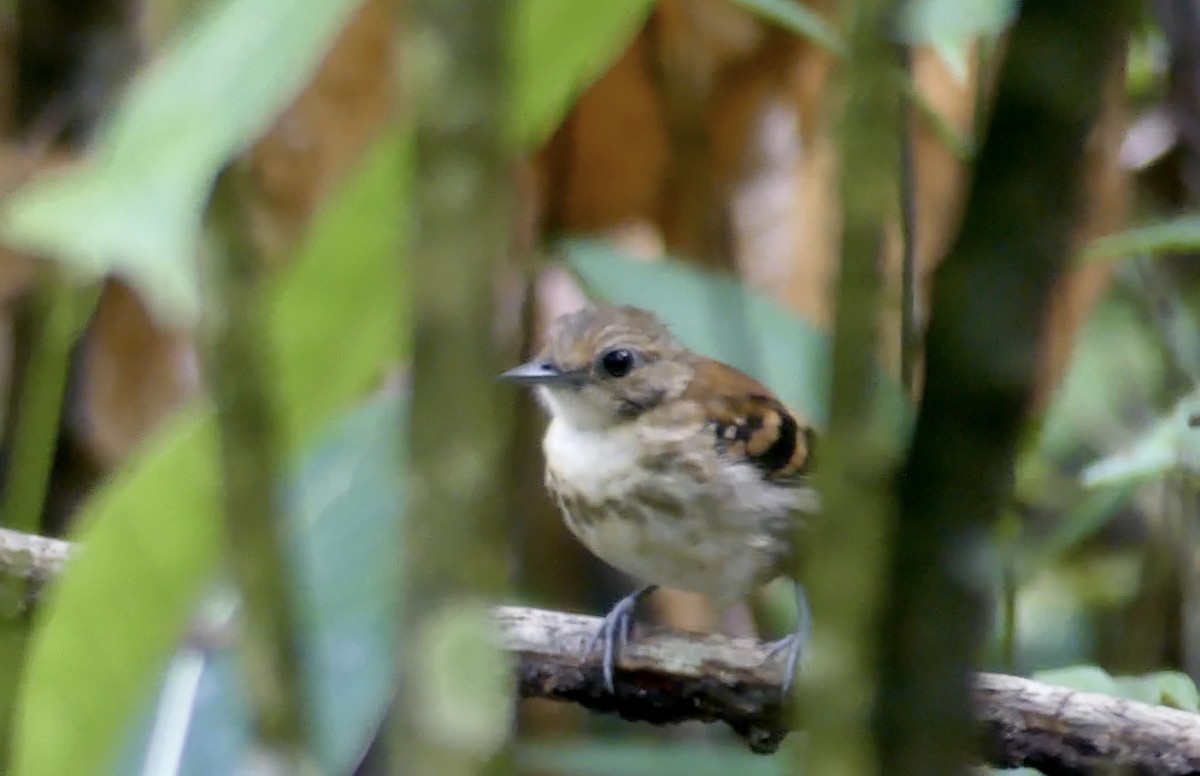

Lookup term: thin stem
[898,43,918,396]
[203,166,315,772]
[799,0,902,773]
[0,276,80,535]
[392,0,515,774]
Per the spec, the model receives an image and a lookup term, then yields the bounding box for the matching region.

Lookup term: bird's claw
[584,585,655,693]
[764,632,805,697]
[764,582,812,698]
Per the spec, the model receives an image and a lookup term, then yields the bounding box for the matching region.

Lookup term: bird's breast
[542,418,797,600]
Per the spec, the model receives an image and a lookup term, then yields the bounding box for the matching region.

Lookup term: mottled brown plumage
[500,304,818,693]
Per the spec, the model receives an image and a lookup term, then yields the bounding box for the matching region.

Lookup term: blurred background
[0,0,1193,774]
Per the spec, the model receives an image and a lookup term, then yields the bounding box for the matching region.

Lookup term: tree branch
[496,605,1200,774]
[7,532,1198,773]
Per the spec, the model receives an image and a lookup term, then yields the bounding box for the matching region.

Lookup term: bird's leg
[763,581,811,696]
[584,584,658,693]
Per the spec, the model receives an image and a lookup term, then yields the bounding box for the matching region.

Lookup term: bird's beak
[498,360,568,385]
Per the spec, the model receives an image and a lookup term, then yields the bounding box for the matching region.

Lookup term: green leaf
[1113,672,1200,713]
[729,0,845,55]
[896,0,1017,84]
[1034,666,1200,713]
[1032,665,1120,696]
[1081,390,1200,487]
[1082,217,1200,263]
[13,128,407,776]
[563,238,829,421]
[0,0,363,327]
[509,0,656,147]
[734,0,971,160]
[519,740,789,776]
[564,238,857,425]
[110,391,405,775]
[272,130,410,450]
[14,410,221,776]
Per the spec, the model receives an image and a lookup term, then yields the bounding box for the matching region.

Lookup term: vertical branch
[204,167,314,772]
[394,0,515,773]
[877,0,1131,772]
[800,0,900,774]
[897,43,918,396]
[0,278,79,536]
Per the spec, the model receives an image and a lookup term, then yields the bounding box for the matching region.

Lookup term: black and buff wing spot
[682,357,816,482]
[706,393,814,482]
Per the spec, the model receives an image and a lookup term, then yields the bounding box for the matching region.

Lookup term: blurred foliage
[897,0,1017,82]
[110,390,403,775]
[509,0,656,146]
[563,240,912,464]
[1033,664,1200,712]
[0,0,1199,772]
[11,124,407,776]
[728,0,844,54]
[1085,218,1200,263]
[0,0,364,327]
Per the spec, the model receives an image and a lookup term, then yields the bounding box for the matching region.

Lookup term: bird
[499,304,819,695]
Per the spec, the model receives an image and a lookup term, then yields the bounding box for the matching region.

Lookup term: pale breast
[543,417,809,601]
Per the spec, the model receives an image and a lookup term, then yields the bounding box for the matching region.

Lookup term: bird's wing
[682,357,816,483]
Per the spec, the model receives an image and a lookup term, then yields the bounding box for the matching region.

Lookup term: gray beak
[498,360,567,385]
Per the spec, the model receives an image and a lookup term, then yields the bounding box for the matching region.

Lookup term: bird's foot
[763,631,805,697]
[763,582,812,698]
[584,585,657,693]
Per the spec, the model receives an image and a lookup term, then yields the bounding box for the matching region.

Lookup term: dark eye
[599,348,636,378]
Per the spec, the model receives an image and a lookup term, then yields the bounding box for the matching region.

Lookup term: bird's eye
[599,348,636,378]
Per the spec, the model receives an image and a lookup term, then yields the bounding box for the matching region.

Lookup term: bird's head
[499,305,694,429]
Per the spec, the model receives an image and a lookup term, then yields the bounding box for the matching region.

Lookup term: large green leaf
[13,129,407,776]
[0,0,364,327]
[1034,665,1200,712]
[509,0,656,147]
[896,0,1017,83]
[14,410,220,776]
[110,391,404,775]
[563,238,834,424]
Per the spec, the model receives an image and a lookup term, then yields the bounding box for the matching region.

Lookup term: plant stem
[799,0,901,774]
[204,165,315,772]
[392,0,516,774]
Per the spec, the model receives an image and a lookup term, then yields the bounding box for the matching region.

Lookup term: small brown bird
[500,304,818,693]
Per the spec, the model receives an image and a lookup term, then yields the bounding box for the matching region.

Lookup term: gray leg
[764,581,810,696]
[584,584,658,693]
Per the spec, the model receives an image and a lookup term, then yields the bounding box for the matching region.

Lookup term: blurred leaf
[273,130,409,450]
[1032,665,1120,696]
[564,238,911,429]
[563,238,831,424]
[729,0,845,54]
[1034,666,1200,712]
[1019,485,1136,572]
[14,410,220,776]
[897,0,1017,83]
[0,0,362,327]
[1083,217,1200,263]
[1113,672,1200,712]
[736,0,970,160]
[509,0,656,147]
[111,391,405,775]
[520,740,789,776]
[1081,390,1200,487]
[14,129,407,776]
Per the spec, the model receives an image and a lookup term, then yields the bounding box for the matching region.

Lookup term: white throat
[536,385,615,431]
